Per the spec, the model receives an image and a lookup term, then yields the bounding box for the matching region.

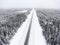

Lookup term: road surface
[9,9,47,45]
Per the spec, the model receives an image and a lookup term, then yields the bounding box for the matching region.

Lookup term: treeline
[0,12,27,45]
[37,10,60,45]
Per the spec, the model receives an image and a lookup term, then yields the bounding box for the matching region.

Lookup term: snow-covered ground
[9,9,47,45]
[16,10,28,13]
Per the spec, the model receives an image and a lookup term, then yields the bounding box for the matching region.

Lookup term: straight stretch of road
[9,9,47,45]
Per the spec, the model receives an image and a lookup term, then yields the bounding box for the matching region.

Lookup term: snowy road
[28,9,47,45]
[9,9,47,45]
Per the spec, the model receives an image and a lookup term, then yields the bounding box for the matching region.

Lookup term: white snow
[16,10,28,13]
[9,9,47,45]
[28,9,47,45]
[9,10,33,45]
